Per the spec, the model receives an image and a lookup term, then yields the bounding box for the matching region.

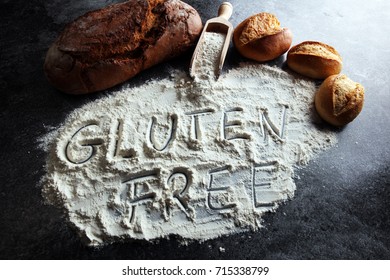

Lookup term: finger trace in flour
[40,62,337,246]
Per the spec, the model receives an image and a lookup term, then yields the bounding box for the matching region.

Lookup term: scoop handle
[218,2,233,21]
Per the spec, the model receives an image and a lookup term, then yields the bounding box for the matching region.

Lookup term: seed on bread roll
[287,41,342,79]
[233,12,292,62]
[315,74,364,126]
[44,0,202,94]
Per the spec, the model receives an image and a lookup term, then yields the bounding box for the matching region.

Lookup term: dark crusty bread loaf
[44,0,202,94]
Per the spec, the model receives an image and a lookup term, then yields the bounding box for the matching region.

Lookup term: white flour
[40,32,337,246]
[191,32,226,84]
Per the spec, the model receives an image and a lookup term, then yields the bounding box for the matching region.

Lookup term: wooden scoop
[189,2,233,79]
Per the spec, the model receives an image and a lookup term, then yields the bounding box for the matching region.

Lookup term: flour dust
[40,51,337,246]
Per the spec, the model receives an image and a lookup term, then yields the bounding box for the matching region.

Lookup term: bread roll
[287,41,342,79]
[44,0,202,94]
[315,74,364,126]
[233,13,292,62]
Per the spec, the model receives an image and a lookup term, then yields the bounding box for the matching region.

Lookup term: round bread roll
[233,12,292,62]
[315,74,364,126]
[287,41,342,79]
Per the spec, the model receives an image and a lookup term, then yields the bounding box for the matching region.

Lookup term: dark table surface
[1,0,389,259]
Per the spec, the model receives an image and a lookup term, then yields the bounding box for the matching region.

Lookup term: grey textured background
[1,0,389,259]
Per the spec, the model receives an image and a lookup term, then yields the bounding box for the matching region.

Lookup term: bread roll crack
[315,74,364,126]
[333,75,364,116]
[239,13,281,45]
[291,42,341,62]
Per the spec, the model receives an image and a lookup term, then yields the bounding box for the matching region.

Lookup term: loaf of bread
[44,0,202,94]
[286,41,342,79]
[315,74,364,126]
[233,12,292,62]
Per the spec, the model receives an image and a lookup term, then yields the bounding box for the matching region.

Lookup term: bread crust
[44,0,202,94]
[287,41,342,79]
[233,13,292,62]
[315,74,364,126]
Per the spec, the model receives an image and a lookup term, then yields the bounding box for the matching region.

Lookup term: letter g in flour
[65,123,104,164]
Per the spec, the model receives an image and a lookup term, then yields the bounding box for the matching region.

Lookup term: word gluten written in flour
[64,106,287,164]
[41,64,336,245]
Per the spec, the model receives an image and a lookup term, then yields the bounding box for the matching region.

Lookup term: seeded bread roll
[287,41,342,79]
[233,12,292,62]
[44,0,202,94]
[315,74,364,126]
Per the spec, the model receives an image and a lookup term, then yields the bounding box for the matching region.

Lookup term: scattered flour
[39,32,337,246]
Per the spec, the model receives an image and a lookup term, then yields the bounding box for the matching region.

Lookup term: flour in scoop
[192,32,226,84]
